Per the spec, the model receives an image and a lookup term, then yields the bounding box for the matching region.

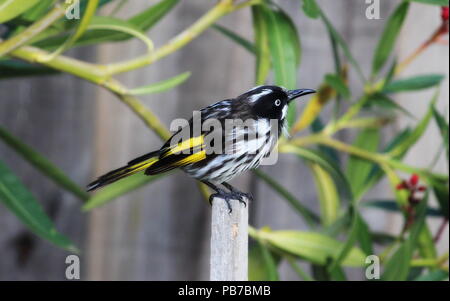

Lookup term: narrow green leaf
[300,0,320,19]
[372,2,410,76]
[382,192,428,280]
[0,0,40,23]
[86,16,154,52]
[212,24,255,54]
[407,0,449,5]
[21,0,55,22]
[0,126,87,200]
[248,241,280,281]
[252,5,271,85]
[83,172,166,210]
[347,128,380,198]
[314,0,366,82]
[433,182,449,219]
[389,92,437,157]
[0,60,58,78]
[45,0,100,59]
[281,145,353,201]
[258,230,366,267]
[363,199,444,217]
[262,3,301,125]
[35,0,179,49]
[383,74,444,93]
[417,225,438,262]
[356,214,373,255]
[0,160,77,252]
[366,93,414,118]
[432,106,449,160]
[325,73,350,99]
[309,163,340,226]
[253,169,320,227]
[129,72,190,96]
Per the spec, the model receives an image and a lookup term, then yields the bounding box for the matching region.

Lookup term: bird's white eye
[274,99,281,106]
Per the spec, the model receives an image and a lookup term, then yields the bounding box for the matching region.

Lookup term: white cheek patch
[281,105,288,120]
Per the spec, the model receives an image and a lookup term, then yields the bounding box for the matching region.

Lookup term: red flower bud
[442,6,449,22]
[396,181,407,190]
[409,174,419,186]
[418,186,427,192]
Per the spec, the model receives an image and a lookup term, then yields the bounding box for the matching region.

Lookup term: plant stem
[104,0,258,76]
[0,5,65,57]
[434,218,448,243]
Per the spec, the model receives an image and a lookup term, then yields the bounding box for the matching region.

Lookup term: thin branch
[0,5,65,57]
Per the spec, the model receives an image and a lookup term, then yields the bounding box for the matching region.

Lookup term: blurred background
[0,0,448,280]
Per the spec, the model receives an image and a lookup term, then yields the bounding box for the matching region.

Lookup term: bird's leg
[202,181,234,213]
[222,182,252,207]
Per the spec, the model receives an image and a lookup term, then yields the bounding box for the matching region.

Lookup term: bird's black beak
[287,89,316,103]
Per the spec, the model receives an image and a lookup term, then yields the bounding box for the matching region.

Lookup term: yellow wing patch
[162,135,205,158]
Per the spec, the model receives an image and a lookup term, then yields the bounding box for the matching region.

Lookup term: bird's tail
[87,150,160,191]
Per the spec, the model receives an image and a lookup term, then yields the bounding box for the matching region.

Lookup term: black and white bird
[87,85,315,212]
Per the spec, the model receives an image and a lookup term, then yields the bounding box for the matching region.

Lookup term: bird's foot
[209,191,251,214]
[229,191,252,207]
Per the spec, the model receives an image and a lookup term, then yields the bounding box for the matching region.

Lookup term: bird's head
[240,85,316,121]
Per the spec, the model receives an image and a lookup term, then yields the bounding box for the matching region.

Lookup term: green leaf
[0,0,40,23]
[44,0,100,60]
[433,182,449,219]
[389,92,437,157]
[363,200,444,217]
[309,163,340,226]
[248,241,280,281]
[35,0,179,49]
[253,169,320,227]
[212,24,255,54]
[356,214,373,255]
[0,126,87,200]
[252,5,271,85]
[325,73,350,99]
[314,0,366,82]
[258,230,366,267]
[414,270,449,281]
[281,144,353,201]
[0,60,58,78]
[407,0,449,5]
[347,128,380,198]
[301,0,320,19]
[383,74,444,93]
[21,0,55,22]
[262,3,301,125]
[366,93,414,119]
[0,160,77,252]
[432,106,449,160]
[251,6,271,86]
[86,16,154,52]
[382,192,428,280]
[372,2,410,76]
[83,172,166,210]
[129,72,191,95]
[417,225,437,262]
[327,210,360,272]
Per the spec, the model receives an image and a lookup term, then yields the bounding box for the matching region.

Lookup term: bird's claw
[209,191,251,213]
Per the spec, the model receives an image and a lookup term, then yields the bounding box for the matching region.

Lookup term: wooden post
[210,198,248,281]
